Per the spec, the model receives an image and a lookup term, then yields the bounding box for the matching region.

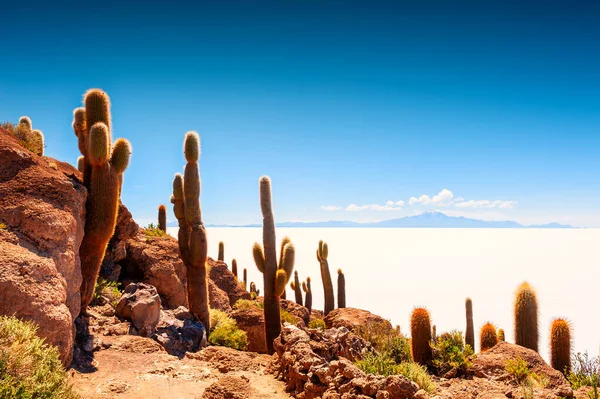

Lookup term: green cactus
[291,271,303,306]
[231,259,238,279]
[30,129,44,156]
[250,282,260,297]
[432,325,437,344]
[302,277,312,314]
[243,268,247,290]
[252,176,295,354]
[480,322,498,351]
[337,268,346,309]
[72,107,91,185]
[410,307,433,366]
[16,116,32,142]
[19,116,32,130]
[317,240,335,315]
[498,328,506,342]
[550,318,571,375]
[514,282,539,352]
[465,297,475,351]
[218,241,224,261]
[77,89,131,312]
[171,131,210,332]
[158,204,167,232]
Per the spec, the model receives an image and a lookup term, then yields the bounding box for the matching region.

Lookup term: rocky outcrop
[280,298,310,326]
[325,307,392,332]
[208,259,251,306]
[274,325,418,399]
[115,283,161,337]
[0,129,86,365]
[100,203,139,281]
[209,279,232,312]
[231,304,268,353]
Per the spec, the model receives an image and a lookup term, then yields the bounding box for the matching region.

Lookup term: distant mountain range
[193,211,575,228]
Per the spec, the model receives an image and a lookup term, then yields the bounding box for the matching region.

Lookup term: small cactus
[232,259,238,279]
[16,116,32,142]
[465,298,475,350]
[158,204,167,232]
[337,268,346,308]
[432,325,437,344]
[550,318,571,375]
[250,282,260,297]
[514,282,539,352]
[303,277,312,313]
[480,322,498,351]
[30,129,44,156]
[317,240,335,315]
[253,176,295,354]
[498,329,506,342]
[291,271,303,306]
[218,241,224,261]
[410,307,433,366]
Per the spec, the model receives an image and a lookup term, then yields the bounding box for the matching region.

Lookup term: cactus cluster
[250,281,260,297]
[171,132,210,331]
[550,318,571,375]
[76,89,132,311]
[480,323,498,351]
[16,116,44,156]
[290,271,303,306]
[302,277,312,313]
[337,268,346,309]
[218,241,224,261]
[465,298,475,350]
[410,307,433,367]
[514,282,539,352]
[317,240,335,315]
[252,176,295,354]
[158,204,167,232]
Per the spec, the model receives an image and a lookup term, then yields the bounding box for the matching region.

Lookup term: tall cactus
[243,268,247,290]
[171,132,210,332]
[410,307,433,366]
[317,240,335,315]
[158,204,167,232]
[17,116,32,142]
[31,129,44,156]
[252,176,295,354]
[218,241,224,261]
[480,323,498,351]
[498,328,506,342]
[290,271,303,306]
[514,282,539,352]
[550,318,571,375]
[337,268,346,308]
[73,107,91,186]
[232,259,238,279]
[77,89,131,311]
[465,297,475,350]
[303,277,312,313]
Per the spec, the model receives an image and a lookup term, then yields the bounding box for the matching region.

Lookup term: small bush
[568,352,600,389]
[1,121,41,154]
[0,222,6,230]
[431,330,474,376]
[355,351,399,376]
[0,316,80,399]
[308,318,326,330]
[92,277,121,308]
[208,309,248,351]
[505,356,530,383]
[354,319,396,351]
[396,362,437,394]
[280,310,298,325]
[145,223,168,238]
[587,375,599,399]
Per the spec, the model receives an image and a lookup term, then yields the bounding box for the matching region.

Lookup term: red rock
[208,259,251,306]
[324,307,392,332]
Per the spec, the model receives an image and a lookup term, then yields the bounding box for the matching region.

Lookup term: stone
[324,307,392,332]
[115,282,161,337]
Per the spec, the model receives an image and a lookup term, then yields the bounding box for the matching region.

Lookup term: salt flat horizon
[168,227,600,362]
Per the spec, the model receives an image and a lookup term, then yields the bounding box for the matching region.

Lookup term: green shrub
[308,318,326,330]
[587,375,599,399]
[1,121,41,155]
[505,356,530,383]
[567,352,600,389]
[280,310,298,325]
[233,299,263,311]
[145,223,168,238]
[0,316,80,399]
[354,319,396,351]
[355,351,399,376]
[0,222,6,230]
[92,277,121,308]
[396,362,437,394]
[431,330,474,376]
[208,309,248,351]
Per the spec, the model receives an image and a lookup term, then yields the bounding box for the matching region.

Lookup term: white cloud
[455,200,518,209]
[408,189,454,206]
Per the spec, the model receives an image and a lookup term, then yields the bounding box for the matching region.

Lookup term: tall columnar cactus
[498,329,506,342]
[432,325,437,344]
[231,259,238,279]
[30,129,44,156]
[514,282,539,352]
[303,277,312,313]
[243,268,247,290]
[410,307,433,366]
[317,240,335,315]
[337,268,346,309]
[480,323,498,351]
[252,176,295,354]
[290,271,303,306]
[158,204,167,232]
[465,298,475,350]
[550,318,571,375]
[17,116,32,141]
[77,89,131,312]
[72,107,91,186]
[171,132,210,332]
[218,241,224,261]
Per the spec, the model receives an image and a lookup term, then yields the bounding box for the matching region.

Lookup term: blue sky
[1,1,599,227]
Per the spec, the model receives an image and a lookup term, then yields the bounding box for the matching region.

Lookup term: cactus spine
[232,259,238,279]
[252,176,295,354]
[218,241,224,261]
[514,282,539,352]
[337,268,346,308]
[465,298,475,351]
[291,271,303,306]
[171,132,210,332]
[410,308,433,366]
[550,318,571,375]
[480,323,498,351]
[498,329,505,342]
[317,240,335,315]
[77,89,131,312]
[303,277,312,313]
[158,204,167,232]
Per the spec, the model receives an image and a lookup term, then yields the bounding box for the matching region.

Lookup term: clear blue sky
[1,1,599,227]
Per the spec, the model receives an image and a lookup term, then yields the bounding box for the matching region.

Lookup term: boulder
[154,307,207,357]
[230,305,268,354]
[201,375,256,399]
[208,259,251,306]
[0,129,86,365]
[115,283,161,337]
[325,307,392,332]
